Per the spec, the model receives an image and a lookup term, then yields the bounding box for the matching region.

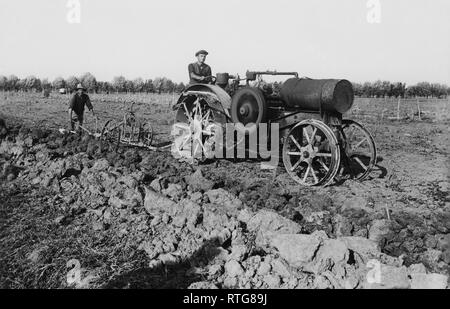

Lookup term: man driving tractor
[188,50,213,85]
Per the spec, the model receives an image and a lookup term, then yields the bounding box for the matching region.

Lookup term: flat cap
[195,50,209,56]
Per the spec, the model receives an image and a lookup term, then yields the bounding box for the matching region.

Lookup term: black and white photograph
[0,0,449,295]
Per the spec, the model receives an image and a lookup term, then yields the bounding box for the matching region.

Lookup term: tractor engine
[227,71,355,127]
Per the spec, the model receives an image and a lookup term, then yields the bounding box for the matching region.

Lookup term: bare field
[0,92,449,288]
[0,92,176,144]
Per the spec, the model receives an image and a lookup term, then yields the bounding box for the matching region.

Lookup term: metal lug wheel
[172,97,218,164]
[282,119,340,186]
[339,120,377,181]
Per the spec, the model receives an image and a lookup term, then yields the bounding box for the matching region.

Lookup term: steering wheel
[204,75,216,84]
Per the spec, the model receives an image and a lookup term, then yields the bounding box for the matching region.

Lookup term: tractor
[172,71,377,186]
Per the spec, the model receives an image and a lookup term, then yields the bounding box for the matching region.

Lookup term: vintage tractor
[172,71,377,186]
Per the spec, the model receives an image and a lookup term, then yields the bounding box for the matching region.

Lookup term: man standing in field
[68,83,96,132]
[188,50,213,85]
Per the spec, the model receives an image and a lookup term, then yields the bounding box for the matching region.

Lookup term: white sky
[0,0,449,85]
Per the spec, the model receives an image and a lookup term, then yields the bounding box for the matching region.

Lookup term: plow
[60,102,165,151]
[172,70,377,187]
[100,102,154,149]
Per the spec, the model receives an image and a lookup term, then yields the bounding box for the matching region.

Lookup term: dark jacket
[69,93,93,116]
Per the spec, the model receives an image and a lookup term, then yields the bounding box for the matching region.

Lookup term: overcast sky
[0,0,449,85]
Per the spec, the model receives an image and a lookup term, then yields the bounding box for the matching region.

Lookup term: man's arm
[188,64,205,82]
[85,95,96,117]
[190,72,205,82]
[68,95,75,121]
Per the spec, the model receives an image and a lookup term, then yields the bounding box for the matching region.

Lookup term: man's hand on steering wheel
[203,75,216,84]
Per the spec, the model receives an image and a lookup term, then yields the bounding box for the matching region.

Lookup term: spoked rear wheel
[282,120,340,186]
[339,120,377,181]
[172,96,219,164]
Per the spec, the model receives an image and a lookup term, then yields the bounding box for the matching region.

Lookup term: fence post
[171,91,175,109]
[417,98,421,121]
[397,98,401,120]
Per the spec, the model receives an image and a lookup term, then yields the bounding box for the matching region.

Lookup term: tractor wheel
[282,119,340,186]
[338,120,377,181]
[172,95,221,164]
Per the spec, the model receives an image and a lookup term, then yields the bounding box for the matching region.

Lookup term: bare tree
[52,77,66,90]
[7,75,19,91]
[24,76,41,92]
[79,72,97,93]
[132,78,144,93]
[112,76,126,93]
[0,76,6,91]
[65,76,79,92]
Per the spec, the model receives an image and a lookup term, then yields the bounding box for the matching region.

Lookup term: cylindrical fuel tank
[216,73,230,86]
[280,78,354,114]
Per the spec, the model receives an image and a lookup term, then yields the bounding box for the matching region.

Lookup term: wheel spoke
[347,126,356,141]
[183,103,193,122]
[310,128,317,143]
[317,158,329,171]
[302,165,311,183]
[303,127,311,144]
[192,139,202,157]
[192,103,198,119]
[354,157,368,171]
[202,109,211,122]
[287,152,302,156]
[316,153,332,157]
[201,141,210,153]
[290,159,303,172]
[196,102,203,119]
[310,165,319,183]
[352,138,367,151]
[290,135,302,151]
[179,135,192,149]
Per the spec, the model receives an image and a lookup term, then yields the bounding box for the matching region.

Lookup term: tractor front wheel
[282,119,340,186]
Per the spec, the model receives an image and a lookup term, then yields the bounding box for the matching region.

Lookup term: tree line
[0,73,448,98]
[0,73,186,94]
[352,81,449,98]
